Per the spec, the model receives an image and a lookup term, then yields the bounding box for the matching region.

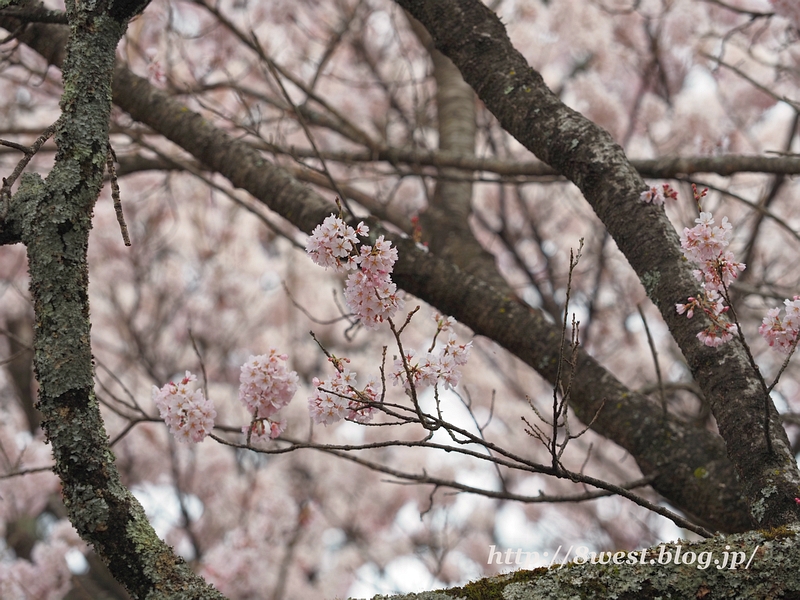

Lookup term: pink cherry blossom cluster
[306,213,404,328]
[643,184,800,353]
[680,212,745,293]
[639,183,678,206]
[239,350,299,442]
[154,351,299,445]
[152,372,217,443]
[675,210,746,347]
[390,313,472,391]
[759,297,800,354]
[667,186,745,347]
[308,358,379,425]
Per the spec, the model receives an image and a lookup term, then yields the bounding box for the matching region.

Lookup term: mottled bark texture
[0,12,758,532]
[395,0,800,529]
[0,1,223,598]
[364,527,800,600]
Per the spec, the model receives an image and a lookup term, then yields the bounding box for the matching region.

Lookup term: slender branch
[106,144,131,246]
[638,304,667,418]
[210,432,713,537]
[1,121,56,209]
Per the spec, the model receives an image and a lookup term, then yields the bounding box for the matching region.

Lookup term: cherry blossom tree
[1,0,800,598]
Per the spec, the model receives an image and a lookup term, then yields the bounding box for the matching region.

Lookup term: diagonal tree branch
[393,0,800,529]
[0,9,754,534]
[375,525,800,600]
[109,54,751,529]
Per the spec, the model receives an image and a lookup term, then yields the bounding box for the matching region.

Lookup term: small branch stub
[106,145,131,246]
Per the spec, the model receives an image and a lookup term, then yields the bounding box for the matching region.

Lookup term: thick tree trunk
[0,1,224,598]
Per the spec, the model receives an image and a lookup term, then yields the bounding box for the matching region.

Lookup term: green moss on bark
[356,528,800,600]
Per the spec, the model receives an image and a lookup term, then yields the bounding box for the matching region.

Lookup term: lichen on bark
[361,527,800,600]
[3,1,225,597]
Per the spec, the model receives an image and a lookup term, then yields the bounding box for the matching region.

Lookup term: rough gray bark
[360,527,800,600]
[0,1,223,598]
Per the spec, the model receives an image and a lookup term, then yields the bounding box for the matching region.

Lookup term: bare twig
[638,304,667,418]
[106,144,131,246]
[1,121,57,213]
